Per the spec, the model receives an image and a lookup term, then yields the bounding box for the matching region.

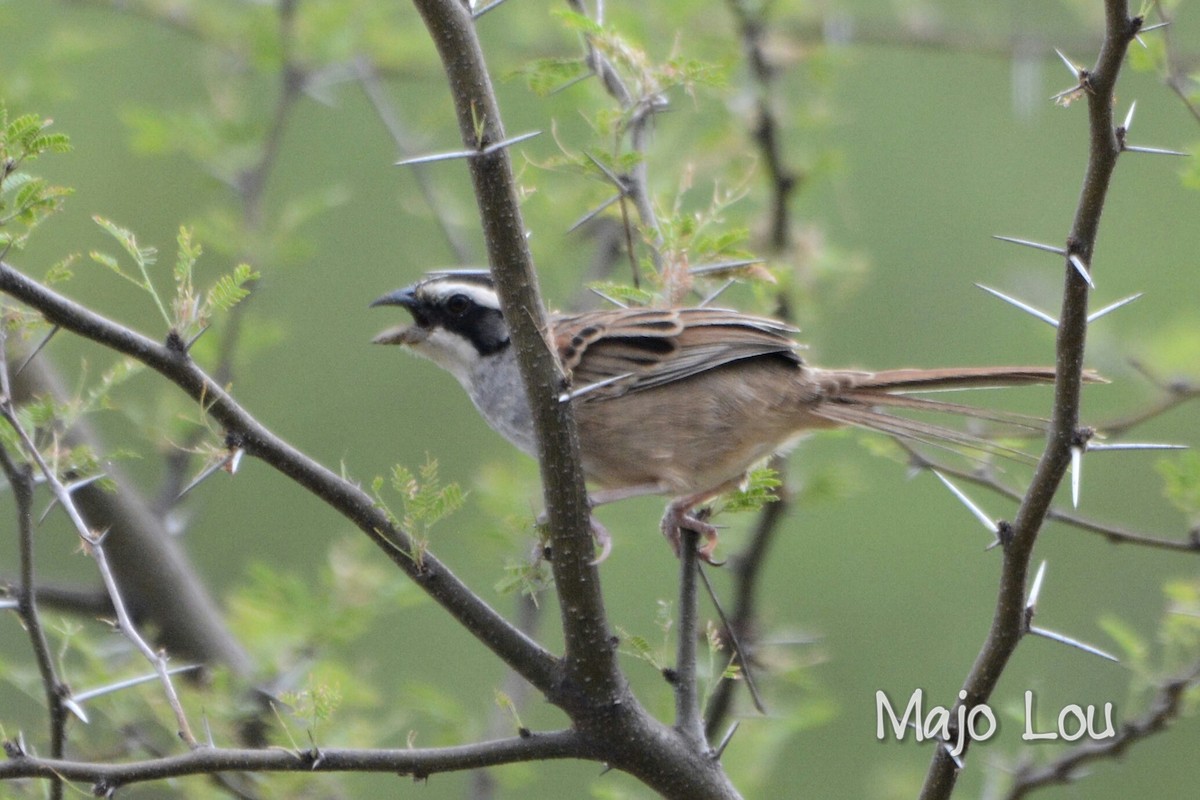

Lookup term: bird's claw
[662,505,724,566]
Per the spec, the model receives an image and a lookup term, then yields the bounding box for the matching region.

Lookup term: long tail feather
[807,366,1099,462]
[811,402,1039,464]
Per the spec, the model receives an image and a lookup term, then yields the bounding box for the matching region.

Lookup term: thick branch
[409,0,619,708]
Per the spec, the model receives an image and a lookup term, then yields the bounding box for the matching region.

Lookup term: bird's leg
[588,483,669,507]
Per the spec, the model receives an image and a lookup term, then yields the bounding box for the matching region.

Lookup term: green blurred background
[2,1,1198,797]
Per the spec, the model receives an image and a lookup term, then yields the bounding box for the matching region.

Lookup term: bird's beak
[370,286,429,346]
[370,286,417,310]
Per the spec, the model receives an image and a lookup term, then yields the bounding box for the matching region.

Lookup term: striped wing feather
[554,307,802,399]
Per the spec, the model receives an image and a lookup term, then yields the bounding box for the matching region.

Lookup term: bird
[372,270,1069,564]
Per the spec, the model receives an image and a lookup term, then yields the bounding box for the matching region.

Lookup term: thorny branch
[0,731,586,789]
[920,3,1147,797]
[565,0,665,277]
[0,334,198,747]
[898,442,1200,555]
[0,431,66,800]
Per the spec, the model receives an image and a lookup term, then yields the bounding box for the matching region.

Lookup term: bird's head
[371,270,511,379]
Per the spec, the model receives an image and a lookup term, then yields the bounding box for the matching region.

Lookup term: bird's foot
[661,504,724,566]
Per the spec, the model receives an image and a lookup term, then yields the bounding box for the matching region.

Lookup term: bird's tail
[809,366,1100,462]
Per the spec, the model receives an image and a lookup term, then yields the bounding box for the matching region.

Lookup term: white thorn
[471,0,512,19]
[1027,560,1048,611]
[480,130,542,156]
[992,235,1066,256]
[932,470,998,534]
[71,664,202,705]
[395,148,477,167]
[62,697,89,724]
[1123,100,1137,131]
[699,279,737,308]
[1139,21,1170,33]
[1087,442,1188,452]
[1028,625,1120,662]
[943,739,965,769]
[567,194,622,233]
[1054,48,1080,77]
[395,131,541,166]
[689,258,765,276]
[1068,254,1095,288]
[975,284,1059,327]
[558,372,633,403]
[1123,145,1190,157]
[1087,292,1143,323]
[1070,446,1083,508]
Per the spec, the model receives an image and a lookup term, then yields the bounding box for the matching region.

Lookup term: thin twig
[565,0,665,274]
[0,337,198,747]
[0,731,586,787]
[703,0,803,739]
[356,57,474,264]
[1004,662,1200,798]
[0,437,66,800]
[898,442,1200,554]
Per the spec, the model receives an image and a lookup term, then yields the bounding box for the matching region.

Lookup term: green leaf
[206,263,260,312]
[586,281,656,307]
[718,467,782,514]
[174,226,202,283]
[551,8,604,36]
[89,250,128,278]
[92,214,156,268]
[513,57,589,97]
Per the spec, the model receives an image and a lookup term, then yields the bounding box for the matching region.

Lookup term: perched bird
[373,270,1064,563]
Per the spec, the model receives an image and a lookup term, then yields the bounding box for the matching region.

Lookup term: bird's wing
[553,307,803,400]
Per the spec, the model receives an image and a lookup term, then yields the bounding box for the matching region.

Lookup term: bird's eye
[445,294,471,315]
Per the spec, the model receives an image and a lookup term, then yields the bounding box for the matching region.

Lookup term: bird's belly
[574,364,807,495]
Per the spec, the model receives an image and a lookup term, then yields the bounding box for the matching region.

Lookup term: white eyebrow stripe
[421,280,501,310]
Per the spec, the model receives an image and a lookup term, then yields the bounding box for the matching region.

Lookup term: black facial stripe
[415,288,508,356]
[443,303,509,356]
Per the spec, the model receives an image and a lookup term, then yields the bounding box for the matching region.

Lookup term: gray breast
[465,348,537,456]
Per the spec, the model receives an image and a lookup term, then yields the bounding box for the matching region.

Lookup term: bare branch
[409,0,613,703]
